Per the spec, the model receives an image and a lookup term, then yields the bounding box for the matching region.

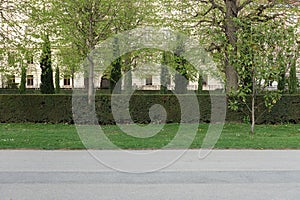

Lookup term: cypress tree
[19,66,26,94]
[55,67,60,94]
[277,71,286,92]
[160,51,169,94]
[122,53,132,93]
[40,35,54,94]
[288,59,298,94]
[110,37,122,94]
[174,35,188,94]
[197,74,203,94]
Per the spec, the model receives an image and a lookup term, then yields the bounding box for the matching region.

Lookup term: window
[27,75,33,86]
[64,76,71,86]
[202,75,208,86]
[7,75,15,84]
[100,77,110,89]
[145,75,152,85]
[7,75,17,89]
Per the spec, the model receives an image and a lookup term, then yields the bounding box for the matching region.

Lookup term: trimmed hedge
[0,94,299,124]
[0,95,73,123]
[0,89,211,95]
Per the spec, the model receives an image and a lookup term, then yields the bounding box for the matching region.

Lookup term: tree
[228,19,294,134]
[0,0,48,84]
[40,35,54,94]
[288,63,298,94]
[277,65,286,92]
[122,53,133,93]
[19,66,26,94]
[174,57,189,94]
[162,0,298,93]
[160,51,170,94]
[110,37,122,93]
[288,37,300,94]
[44,0,150,99]
[174,34,189,94]
[0,0,27,50]
[158,0,299,133]
[55,66,60,94]
[197,74,203,94]
[108,0,151,93]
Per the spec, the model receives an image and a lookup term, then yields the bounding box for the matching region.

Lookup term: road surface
[1,150,300,200]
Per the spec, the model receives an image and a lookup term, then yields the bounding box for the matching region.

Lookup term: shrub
[0,94,299,124]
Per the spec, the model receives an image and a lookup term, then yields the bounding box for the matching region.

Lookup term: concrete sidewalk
[1,149,300,172]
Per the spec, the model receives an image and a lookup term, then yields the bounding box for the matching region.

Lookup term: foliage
[288,38,299,94]
[110,58,122,93]
[19,66,26,94]
[0,0,30,69]
[197,74,203,94]
[227,18,297,134]
[40,35,54,94]
[160,51,170,94]
[1,94,300,124]
[288,63,298,94]
[173,35,192,94]
[277,70,286,92]
[122,53,133,93]
[161,0,299,93]
[110,37,122,93]
[55,67,60,94]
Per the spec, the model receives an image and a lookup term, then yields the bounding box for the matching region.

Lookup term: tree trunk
[71,67,75,89]
[225,62,238,92]
[174,72,188,94]
[250,66,256,135]
[251,94,255,135]
[87,11,95,105]
[123,54,132,93]
[225,0,239,93]
[88,55,94,105]
[71,76,74,89]
[198,74,203,94]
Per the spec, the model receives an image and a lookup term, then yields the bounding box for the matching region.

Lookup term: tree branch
[199,0,225,16]
[237,0,253,11]
[209,0,225,13]
[249,13,283,22]
[207,42,223,52]
[255,1,276,16]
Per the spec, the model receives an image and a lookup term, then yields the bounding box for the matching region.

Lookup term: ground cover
[0,123,300,149]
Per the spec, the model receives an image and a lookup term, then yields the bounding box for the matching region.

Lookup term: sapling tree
[228,19,295,134]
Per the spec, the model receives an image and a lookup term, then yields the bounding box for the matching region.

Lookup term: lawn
[0,123,300,149]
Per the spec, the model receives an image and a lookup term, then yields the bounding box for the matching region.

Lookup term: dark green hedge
[0,94,299,124]
[0,95,73,123]
[0,89,210,95]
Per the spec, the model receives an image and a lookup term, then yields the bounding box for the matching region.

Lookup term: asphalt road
[1,150,300,200]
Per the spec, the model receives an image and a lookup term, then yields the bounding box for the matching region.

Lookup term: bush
[0,94,299,124]
[0,95,72,123]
